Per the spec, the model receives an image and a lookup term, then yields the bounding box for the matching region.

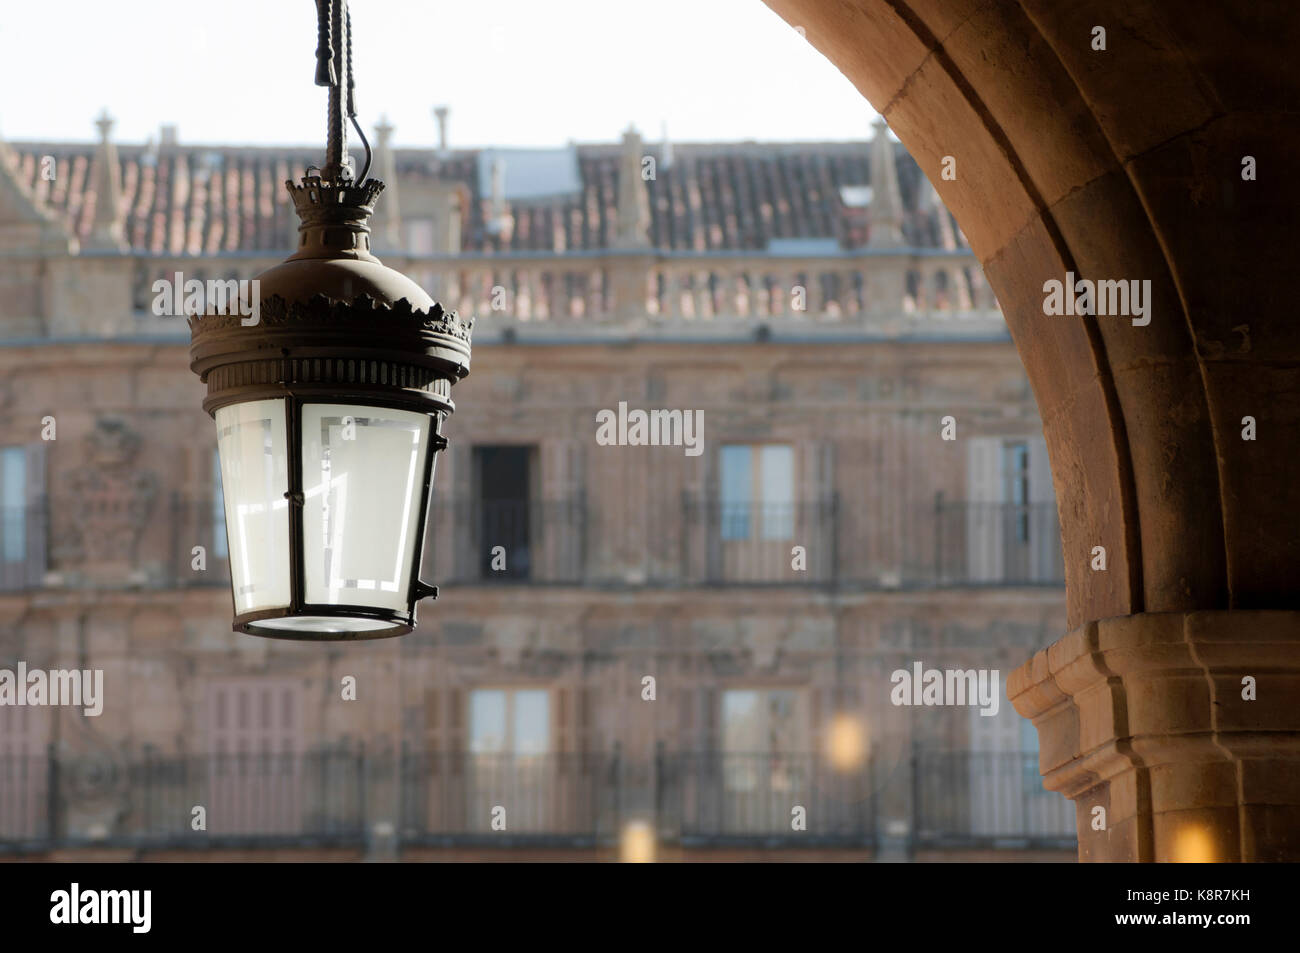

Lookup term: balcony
[126,248,1001,336]
[424,497,587,585]
[398,751,614,844]
[1,496,1063,594]
[0,747,1075,855]
[912,750,1076,849]
[662,752,876,844]
[928,499,1065,586]
[678,497,839,586]
[422,496,1062,589]
[0,500,47,592]
[1,748,366,848]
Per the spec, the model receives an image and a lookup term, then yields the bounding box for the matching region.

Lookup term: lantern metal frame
[227,394,445,639]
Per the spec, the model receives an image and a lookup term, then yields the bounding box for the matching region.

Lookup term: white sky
[2,0,877,148]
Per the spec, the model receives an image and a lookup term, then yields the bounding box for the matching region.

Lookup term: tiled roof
[2,138,964,256]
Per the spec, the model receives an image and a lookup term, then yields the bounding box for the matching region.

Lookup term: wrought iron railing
[660,751,877,843]
[397,750,616,842]
[912,750,1076,847]
[0,746,1075,853]
[0,500,47,592]
[0,753,49,843]
[424,497,588,584]
[5,495,1063,593]
[680,497,839,585]
[929,498,1065,586]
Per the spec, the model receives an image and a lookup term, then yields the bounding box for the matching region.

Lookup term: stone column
[862,256,908,318]
[1009,611,1300,862]
[692,270,711,320]
[660,266,679,320]
[805,267,826,318]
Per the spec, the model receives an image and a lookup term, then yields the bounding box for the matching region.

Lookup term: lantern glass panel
[215,398,291,614]
[300,403,433,613]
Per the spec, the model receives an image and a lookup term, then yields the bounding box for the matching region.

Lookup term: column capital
[1010,610,1300,861]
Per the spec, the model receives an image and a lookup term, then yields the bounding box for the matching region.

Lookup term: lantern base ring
[231,596,437,641]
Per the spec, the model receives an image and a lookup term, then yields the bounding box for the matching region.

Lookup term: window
[209,680,299,756]
[722,689,801,755]
[0,446,44,590]
[965,435,1060,584]
[467,689,553,832]
[206,679,303,835]
[474,446,533,580]
[719,444,794,541]
[721,688,804,795]
[0,447,25,563]
[1019,717,1041,794]
[0,704,49,839]
[1002,441,1030,542]
[966,704,1074,838]
[469,689,550,755]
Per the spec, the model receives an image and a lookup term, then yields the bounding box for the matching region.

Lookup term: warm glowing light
[620,820,656,863]
[1172,825,1215,863]
[825,713,869,772]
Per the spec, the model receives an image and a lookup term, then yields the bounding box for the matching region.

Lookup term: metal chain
[314,0,336,87]
[322,0,349,181]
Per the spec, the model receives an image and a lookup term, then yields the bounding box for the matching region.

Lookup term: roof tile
[4,139,965,256]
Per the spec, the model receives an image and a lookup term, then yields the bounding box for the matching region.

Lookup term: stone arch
[764,0,1300,860]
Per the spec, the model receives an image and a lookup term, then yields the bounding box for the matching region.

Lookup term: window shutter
[967,703,1029,836]
[965,437,1003,582]
[556,687,570,753]
[539,440,585,582]
[0,704,48,839]
[206,679,302,834]
[541,439,585,500]
[577,686,597,757]
[678,684,695,751]
[700,686,717,752]
[1027,436,1053,503]
[429,439,475,583]
[1027,436,1058,581]
[425,689,441,750]
[24,444,46,587]
[691,444,719,581]
[799,440,835,582]
[448,687,465,751]
[811,688,824,750]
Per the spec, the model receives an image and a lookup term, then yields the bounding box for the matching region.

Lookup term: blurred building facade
[0,114,1072,861]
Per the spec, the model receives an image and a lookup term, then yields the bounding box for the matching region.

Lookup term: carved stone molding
[54,418,158,568]
[1009,611,1300,862]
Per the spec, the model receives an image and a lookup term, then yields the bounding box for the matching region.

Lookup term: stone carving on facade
[53,418,158,571]
[493,618,534,667]
[58,740,132,839]
[744,618,785,670]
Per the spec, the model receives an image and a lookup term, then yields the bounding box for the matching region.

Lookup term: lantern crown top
[287,172,385,224]
[282,170,389,265]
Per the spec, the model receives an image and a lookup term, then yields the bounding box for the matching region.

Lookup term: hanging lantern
[189,0,471,639]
